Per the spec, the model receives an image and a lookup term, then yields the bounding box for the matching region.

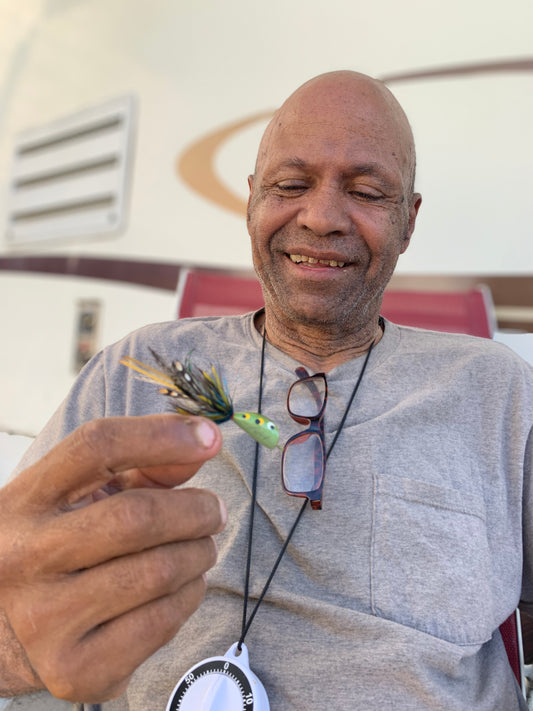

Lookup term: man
[0,71,531,710]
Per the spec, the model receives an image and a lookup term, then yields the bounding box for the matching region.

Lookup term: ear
[400,192,422,254]
[247,174,254,193]
[246,174,255,224]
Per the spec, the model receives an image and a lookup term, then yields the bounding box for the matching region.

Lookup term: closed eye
[277,182,308,191]
[350,189,383,201]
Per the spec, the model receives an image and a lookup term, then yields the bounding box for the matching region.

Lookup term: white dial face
[166,643,269,711]
[167,659,255,710]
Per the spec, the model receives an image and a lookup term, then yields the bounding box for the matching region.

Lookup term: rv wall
[0,0,532,436]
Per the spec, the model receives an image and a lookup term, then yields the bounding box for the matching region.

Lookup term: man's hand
[0,414,226,703]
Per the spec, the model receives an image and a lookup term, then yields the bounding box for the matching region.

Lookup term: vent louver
[6,95,136,245]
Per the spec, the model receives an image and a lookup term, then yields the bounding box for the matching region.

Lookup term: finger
[82,578,207,703]
[78,537,217,635]
[94,461,215,492]
[11,537,217,646]
[16,414,221,510]
[28,487,226,574]
[26,577,207,703]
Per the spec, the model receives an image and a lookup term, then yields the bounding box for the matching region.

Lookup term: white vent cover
[6,95,136,245]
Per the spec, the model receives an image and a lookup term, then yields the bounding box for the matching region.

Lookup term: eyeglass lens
[282,432,324,493]
[288,376,326,418]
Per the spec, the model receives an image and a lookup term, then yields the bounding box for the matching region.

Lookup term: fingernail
[194,420,217,449]
[218,498,228,528]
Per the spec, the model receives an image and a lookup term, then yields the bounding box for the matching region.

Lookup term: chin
[282,300,350,328]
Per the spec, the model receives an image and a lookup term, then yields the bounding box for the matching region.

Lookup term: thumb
[13,414,221,512]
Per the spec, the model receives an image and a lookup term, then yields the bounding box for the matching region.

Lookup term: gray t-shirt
[10,314,533,710]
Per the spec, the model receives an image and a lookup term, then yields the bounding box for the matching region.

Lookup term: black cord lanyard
[238,325,378,649]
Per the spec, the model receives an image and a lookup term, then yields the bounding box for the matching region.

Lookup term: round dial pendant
[165,642,270,710]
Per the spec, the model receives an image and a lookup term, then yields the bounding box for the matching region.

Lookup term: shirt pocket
[370,473,494,645]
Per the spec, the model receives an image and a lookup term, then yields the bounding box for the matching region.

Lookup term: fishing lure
[120,349,279,449]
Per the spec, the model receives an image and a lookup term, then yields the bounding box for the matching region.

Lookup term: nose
[296,185,352,236]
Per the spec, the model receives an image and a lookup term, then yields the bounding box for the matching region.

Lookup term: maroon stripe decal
[0,256,181,291]
[381,57,533,83]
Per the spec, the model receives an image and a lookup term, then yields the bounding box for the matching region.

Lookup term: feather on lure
[120,349,280,448]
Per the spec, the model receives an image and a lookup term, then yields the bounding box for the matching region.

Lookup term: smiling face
[247,71,421,336]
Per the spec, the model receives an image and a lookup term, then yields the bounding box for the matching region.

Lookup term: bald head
[255,70,416,195]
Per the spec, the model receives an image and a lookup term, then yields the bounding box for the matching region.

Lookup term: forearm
[0,608,43,697]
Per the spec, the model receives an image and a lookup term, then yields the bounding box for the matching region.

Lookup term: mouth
[288,253,350,268]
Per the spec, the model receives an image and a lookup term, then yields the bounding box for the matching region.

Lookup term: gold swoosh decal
[176,110,273,216]
[177,58,533,215]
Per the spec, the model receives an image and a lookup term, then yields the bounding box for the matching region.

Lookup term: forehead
[257,80,413,185]
[264,120,399,173]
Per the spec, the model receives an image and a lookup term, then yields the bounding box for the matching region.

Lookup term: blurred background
[0,0,532,438]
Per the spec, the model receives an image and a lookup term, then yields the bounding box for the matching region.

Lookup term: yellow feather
[120,356,176,390]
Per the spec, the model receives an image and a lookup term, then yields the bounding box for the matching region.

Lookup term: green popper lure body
[120,349,279,449]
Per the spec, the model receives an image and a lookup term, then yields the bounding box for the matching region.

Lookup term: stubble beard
[260,263,387,335]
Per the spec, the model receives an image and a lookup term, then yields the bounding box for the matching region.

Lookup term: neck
[255,310,383,372]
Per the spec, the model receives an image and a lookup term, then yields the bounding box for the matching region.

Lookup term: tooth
[290,254,347,267]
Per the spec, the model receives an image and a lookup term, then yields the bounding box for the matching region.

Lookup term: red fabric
[500,614,522,685]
